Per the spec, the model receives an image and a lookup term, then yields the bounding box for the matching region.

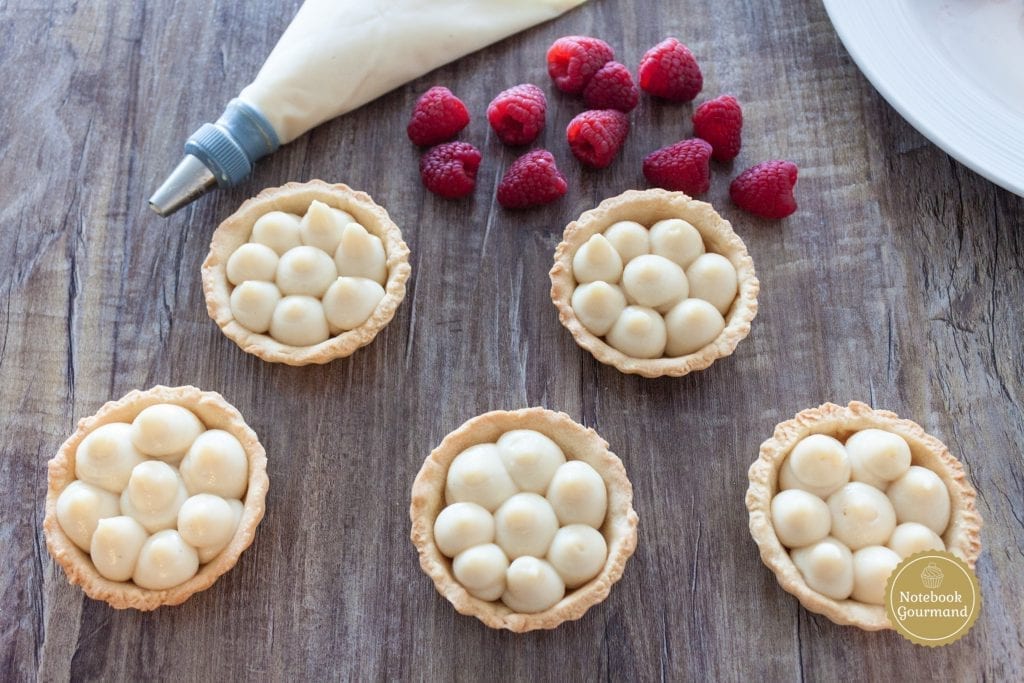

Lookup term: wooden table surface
[2,0,1022,680]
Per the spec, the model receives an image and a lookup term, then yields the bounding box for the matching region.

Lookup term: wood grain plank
[0,0,1021,681]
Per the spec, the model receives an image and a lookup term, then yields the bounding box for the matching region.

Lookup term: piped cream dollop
[251,211,302,255]
[605,306,667,358]
[177,493,240,551]
[276,246,338,297]
[444,444,519,513]
[572,234,623,284]
[571,282,627,337]
[270,295,330,346]
[75,423,146,493]
[299,200,354,254]
[851,545,901,605]
[334,223,387,285]
[663,298,725,357]
[886,466,951,535]
[494,493,560,559]
[621,254,689,310]
[322,277,385,331]
[790,537,854,600]
[603,221,650,263]
[771,489,831,548]
[56,481,121,551]
[685,253,738,315]
[546,524,607,589]
[453,543,509,602]
[502,556,565,613]
[130,404,205,462]
[433,502,495,558]
[133,530,200,590]
[546,461,607,528]
[887,522,945,558]
[179,429,249,499]
[845,429,912,489]
[230,281,282,334]
[779,434,851,499]
[226,243,279,285]
[90,516,149,582]
[827,482,896,551]
[495,430,565,493]
[649,218,705,269]
[119,461,189,533]
[197,499,244,564]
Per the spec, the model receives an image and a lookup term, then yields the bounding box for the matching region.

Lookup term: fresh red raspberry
[693,95,743,162]
[638,37,703,102]
[486,84,547,146]
[546,35,615,95]
[566,110,630,169]
[419,142,482,199]
[582,61,639,112]
[729,160,799,218]
[497,150,568,209]
[406,86,470,147]
[642,138,712,195]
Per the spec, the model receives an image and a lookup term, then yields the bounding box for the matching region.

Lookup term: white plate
[822,0,1024,197]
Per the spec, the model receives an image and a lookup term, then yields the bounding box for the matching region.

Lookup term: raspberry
[582,61,639,113]
[406,86,470,147]
[486,84,547,146]
[497,150,568,209]
[546,36,615,95]
[729,160,799,219]
[419,142,482,199]
[638,37,703,103]
[693,95,743,162]
[642,138,712,195]
[566,110,630,169]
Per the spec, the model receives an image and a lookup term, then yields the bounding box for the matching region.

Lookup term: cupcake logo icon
[921,562,944,589]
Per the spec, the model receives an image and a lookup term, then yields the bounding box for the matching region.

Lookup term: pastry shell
[550,189,759,378]
[746,401,982,630]
[43,385,269,610]
[410,408,639,632]
[202,180,411,366]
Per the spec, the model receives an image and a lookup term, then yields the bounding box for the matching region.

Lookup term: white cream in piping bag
[242,0,588,144]
[149,0,588,216]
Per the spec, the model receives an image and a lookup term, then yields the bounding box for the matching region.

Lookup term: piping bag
[149,0,588,216]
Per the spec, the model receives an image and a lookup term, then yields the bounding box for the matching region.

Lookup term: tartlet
[202,180,411,365]
[746,401,982,630]
[550,189,759,378]
[43,385,269,610]
[410,408,639,632]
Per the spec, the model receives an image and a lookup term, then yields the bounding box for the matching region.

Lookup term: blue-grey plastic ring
[184,99,280,187]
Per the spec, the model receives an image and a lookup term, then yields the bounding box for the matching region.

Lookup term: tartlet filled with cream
[44,386,269,610]
[746,401,982,630]
[202,180,411,365]
[410,408,638,632]
[551,189,759,378]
